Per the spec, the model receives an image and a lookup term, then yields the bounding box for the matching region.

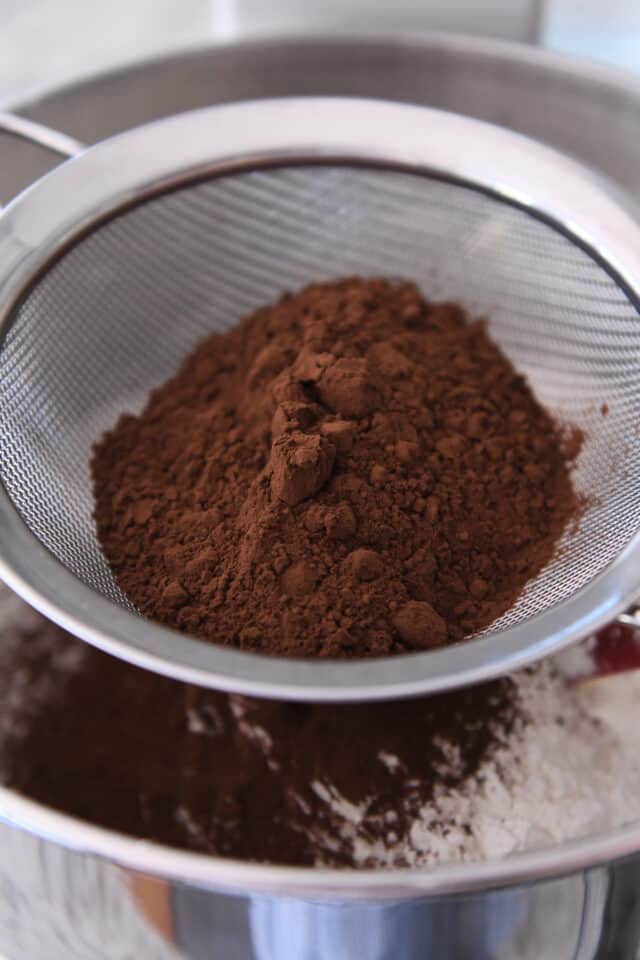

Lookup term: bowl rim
[1,781,639,899]
[3,30,640,121]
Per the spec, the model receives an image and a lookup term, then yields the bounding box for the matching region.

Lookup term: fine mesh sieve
[1,98,640,701]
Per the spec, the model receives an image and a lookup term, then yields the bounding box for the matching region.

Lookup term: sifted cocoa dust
[92,277,580,657]
[0,592,518,867]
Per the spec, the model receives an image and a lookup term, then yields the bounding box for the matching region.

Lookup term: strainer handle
[0,111,86,203]
[560,606,640,684]
[616,605,640,629]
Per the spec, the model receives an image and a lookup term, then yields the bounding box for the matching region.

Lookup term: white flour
[309,657,640,867]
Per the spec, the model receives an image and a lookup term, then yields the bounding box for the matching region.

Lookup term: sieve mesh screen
[1,164,639,637]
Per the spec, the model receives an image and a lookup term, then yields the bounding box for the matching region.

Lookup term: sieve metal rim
[1,97,640,701]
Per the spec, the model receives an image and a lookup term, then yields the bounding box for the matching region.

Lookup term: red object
[593,622,640,677]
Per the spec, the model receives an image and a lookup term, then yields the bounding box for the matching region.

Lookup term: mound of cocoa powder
[92,277,580,657]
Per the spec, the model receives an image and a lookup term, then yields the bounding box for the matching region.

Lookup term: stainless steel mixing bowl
[1,789,640,959]
[1,33,640,959]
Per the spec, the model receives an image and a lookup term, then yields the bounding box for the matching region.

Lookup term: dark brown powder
[0,594,517,867]
[92,277,580,657]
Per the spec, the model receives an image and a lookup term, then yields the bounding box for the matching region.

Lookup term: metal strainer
[1,98,640,701]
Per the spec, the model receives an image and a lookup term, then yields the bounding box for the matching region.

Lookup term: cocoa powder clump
[92,277,581,657]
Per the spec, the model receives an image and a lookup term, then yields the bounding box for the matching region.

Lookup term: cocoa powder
[92,277,580,657]
[0,594,517,866]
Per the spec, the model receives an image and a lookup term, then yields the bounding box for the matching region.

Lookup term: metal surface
[3,779,640,901]
[2,35,640,959]
[2,804,640,957]
[0,110,84,159]
[3,35,640,204]
[617,605,640,628]
[1,98,640,699]
[1,816,634,959]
